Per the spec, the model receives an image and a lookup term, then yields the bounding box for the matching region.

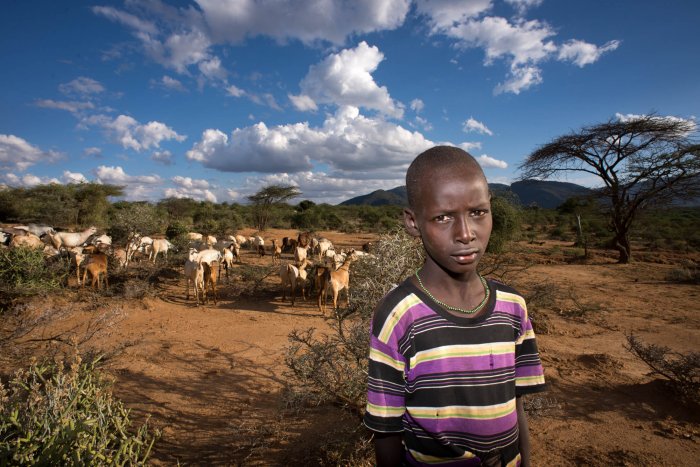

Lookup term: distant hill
[340,180,594,209]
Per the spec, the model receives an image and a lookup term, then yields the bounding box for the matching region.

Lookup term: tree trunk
[614,234,631,264]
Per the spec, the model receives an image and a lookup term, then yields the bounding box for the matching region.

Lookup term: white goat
[280,258,310,306]
[316,238,334,261]
[184,257,205,306]
[148,238,175,263]
[10,233,44,249]
[254,236,265,257]
[48,226,97,250]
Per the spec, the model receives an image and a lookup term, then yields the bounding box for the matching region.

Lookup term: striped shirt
[364,278,546,466]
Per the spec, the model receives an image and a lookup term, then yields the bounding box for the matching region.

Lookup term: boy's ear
[403,208,421,237]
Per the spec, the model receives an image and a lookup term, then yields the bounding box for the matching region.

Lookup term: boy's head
[404,145,492,275]
[406,145,487,212]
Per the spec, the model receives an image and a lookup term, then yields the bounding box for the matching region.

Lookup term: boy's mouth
[452,250,479,263]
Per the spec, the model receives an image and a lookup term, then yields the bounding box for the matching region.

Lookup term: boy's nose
[455,217,475,242]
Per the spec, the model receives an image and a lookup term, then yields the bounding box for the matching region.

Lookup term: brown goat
[82,253,109,289]
[318,250,357,313]
[202,261,219,305]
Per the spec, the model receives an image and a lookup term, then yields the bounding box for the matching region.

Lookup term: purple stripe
[386,301,436,344]
[367,391,405,407]
[412,354,516,377]
[406,412,518,437]
[515,365,544,378]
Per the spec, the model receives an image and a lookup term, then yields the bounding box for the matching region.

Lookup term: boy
[364,146,546,466]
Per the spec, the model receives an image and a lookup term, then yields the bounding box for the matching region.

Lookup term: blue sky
[1,0,698,204]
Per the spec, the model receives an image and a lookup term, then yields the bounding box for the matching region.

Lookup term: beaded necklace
[414,269,490,315]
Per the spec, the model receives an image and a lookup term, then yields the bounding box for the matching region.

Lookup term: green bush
[0,355,157,465]
[0,248,70,298]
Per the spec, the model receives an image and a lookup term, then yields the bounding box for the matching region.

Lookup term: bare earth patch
[2,230,698,465]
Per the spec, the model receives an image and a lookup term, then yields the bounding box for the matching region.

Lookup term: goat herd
[1,224,374,313]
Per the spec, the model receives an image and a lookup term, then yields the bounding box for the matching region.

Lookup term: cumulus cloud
[288,93,317,111]
[505,0,543,15]
[290,42,403,118]
[463,117,493,136]
[58,76,105,96]
[0,134,63,171]
[151,150,174,165]
[414,0,492,31]
[1,172,60,187]
[494,64,542,95]
[226,84,245,97]
[615,112,697,132]
[62,170,88,184]
[35,99,95,114]
[558,39,620,67]
[410,99,425,113]
[84,114,186,151]
[186,106,433,174]
[93,165,162,185]
[172,176,210,189]
[152,75,187,92]
[166,176,216,202]
[476,154,508,169]
[459,142,482,153]
[84,147,102,158]
[235,170,404,205]
[196,0,410,46]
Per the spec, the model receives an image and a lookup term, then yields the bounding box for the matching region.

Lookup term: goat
[184,257,205,305]
[254,236,265,257]
[187,232,203,242]
[148,238,175,263]
[221,247,234,282]
[280,258,310,307]
[234,234,248,247]
[202,261,219,305]
[205,235,217,247]
[231,242,241,263]
[112,248,128,268]
[68,247,85,285]
[82,253,109,289]
[297,232,311,248]
[316,238,333,261]
[10,233,44,249]
[318,250,357,313]
[49,226,97,250]
[271,239,282,265]
[294,245,308,267]
[193,248,222,266]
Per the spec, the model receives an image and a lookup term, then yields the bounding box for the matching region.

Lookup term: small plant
[0,352,158,465]
[0,248,70,298]
[625,334,700,405]
[666,265,700,284]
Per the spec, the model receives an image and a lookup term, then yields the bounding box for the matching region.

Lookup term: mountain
[340,180,593,209]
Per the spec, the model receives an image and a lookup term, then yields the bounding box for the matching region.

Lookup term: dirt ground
[2,228,699,466]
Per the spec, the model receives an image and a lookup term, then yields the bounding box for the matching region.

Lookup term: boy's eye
[434,214,451,223]
[471,209,489,217]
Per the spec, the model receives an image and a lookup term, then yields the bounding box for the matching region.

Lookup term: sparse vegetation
[0,353,157,465]
[625,334,700,405]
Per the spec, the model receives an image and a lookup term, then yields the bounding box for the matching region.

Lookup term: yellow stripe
[366,402,406,417]
[506,453,522,467]
[409,399,516,420]
[377,294,422,344]
[369,347,405,371]
[515,329,536,345]
[411,342,514,367]
[409,448,477,464]
[516,375,546,386]
[496,290,527,310]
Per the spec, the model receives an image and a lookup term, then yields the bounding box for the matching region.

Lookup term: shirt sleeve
[514,299,546,395]
[363,299,408,433]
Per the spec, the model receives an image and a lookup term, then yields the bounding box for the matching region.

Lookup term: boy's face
[404,166,492,277]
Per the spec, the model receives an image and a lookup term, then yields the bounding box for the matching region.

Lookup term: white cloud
[1,172,60,187]
[558,39,620,67]
[505,0,543,15]
[615,113,697,132]
[86,114,186,151]
[151,150,174,165]
[476,154,508,169]
[410,99,425,113]
[412,116,433,132]
[463,117,493,136]
[459,141,482,153]
[172,176,210,189]
[249,93,283,111]
[236,170,404,205]
[292,42,403,118]
[62,170,88,184]
[35,99,95,114]
[226,84,246,98]
[84,147,102,157]
[153,75,187,92]
[288,93,318,112]
[186,106,434,174]
[494,64,542,95]
[91,6,158,36]
[0,134,63,171]
[414,0,492,31]
[58,76,105,96]
[164,187,217,203]
[196,0,411,46]
[93,165,162,185]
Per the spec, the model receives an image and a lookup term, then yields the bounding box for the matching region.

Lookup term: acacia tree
[247,184,301,231]
[520,115,700,263]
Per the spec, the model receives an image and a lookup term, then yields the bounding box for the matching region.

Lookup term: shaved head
[406,146,486,211]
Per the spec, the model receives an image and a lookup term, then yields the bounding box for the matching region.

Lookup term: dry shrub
[0,248,70,299]
[666,265,700,284]
[284,229,424,415]
[625,334,700,405]
[0,352,157,465]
